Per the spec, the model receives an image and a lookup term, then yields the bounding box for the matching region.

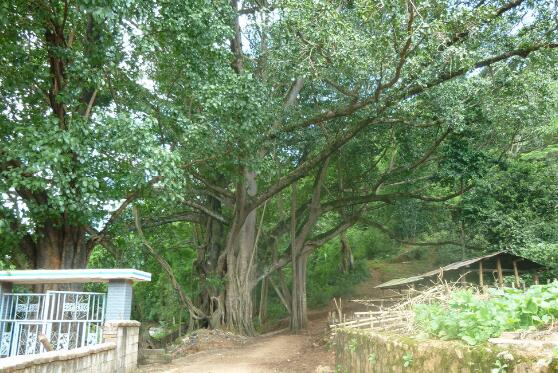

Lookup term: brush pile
[168,328,248,358]
[330,283,477,335]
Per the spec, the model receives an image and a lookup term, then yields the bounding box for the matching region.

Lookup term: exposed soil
[136,258,407,373]
[137,314,335,373]
[167,329,249,357]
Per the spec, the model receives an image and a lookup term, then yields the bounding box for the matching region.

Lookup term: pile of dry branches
[330,283,480,334]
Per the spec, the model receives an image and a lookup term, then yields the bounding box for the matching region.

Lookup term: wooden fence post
[479,260,484,288]
[496,257,504,287]
[512,260,520,288]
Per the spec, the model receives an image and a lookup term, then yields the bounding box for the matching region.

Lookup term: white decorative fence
[0,291,106,357]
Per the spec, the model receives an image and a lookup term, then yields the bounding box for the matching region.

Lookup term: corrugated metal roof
[375,251,544,289]
[419,251,506,278]
[374,275,425,288]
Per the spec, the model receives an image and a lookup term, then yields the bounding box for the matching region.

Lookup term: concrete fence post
[106,280,133,320]
[103,321,141,373]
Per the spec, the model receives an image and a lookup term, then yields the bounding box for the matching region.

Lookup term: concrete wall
[0,343,117,373]
[334,328,558,373]
[103,320,140,372]
[0,321,140,373]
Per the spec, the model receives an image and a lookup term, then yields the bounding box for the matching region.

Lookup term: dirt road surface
[137,317,335,373]
[136,264,389,373]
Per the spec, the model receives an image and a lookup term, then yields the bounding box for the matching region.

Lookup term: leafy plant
[491,359,508,373]
[415,282,558,345]
[347,338,358,353]
[402,352,413,368]
[335,364,347,373]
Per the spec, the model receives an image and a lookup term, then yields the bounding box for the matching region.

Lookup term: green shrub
[415,282,558,345]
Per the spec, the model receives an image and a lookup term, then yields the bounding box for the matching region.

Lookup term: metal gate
[0,291,106,357]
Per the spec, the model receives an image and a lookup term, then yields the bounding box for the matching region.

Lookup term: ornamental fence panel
[0,291,106,357]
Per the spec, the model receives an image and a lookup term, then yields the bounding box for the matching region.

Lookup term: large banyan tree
[1,0,557,334]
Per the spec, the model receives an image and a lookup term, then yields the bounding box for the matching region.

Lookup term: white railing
[0,291,106,357]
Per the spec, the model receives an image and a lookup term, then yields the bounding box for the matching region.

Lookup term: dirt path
[135,260,403,373]
[137,318,334,373]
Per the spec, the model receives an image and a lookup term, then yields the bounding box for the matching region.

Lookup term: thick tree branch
[251,117,394,210]
[374,0,415,98]
[372,126,449,193]
[257,214,359,282]
[230,0,244,73]
[405,43,558,99]
[278,42,557,136]
[443,0,527,48]
[407,127,452,172]
[183,200,228,224]
[192,172,234,199]
[128,212,204,231]
[284,78,305,107]
[133,206,207,319]
[91,175,162,242]
[295,158,330,249]
[322,186,469,212]
[323,78,359,98]
[83,88,97,119]
[301,215,359,256]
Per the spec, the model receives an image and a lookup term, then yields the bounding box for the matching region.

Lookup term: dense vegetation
[415,282,558,345]
[1,0,557,337]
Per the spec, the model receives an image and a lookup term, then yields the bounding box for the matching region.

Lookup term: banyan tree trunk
[35,222,89,270]
[340,232,354,273]
[258,277,268,323]
[195,195,226,325]
[32,221,90,291]
[290,253,308,331]
[224,170,258,336]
